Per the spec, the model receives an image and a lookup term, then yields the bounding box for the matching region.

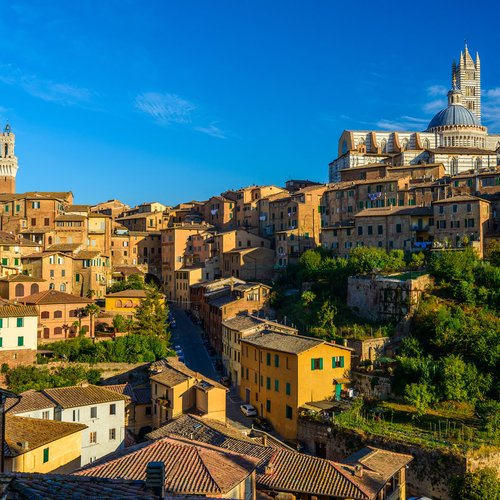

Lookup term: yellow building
[150,358,227,428]
[104,289,147,315]
[240,331,352,440]
[5,415,87,473]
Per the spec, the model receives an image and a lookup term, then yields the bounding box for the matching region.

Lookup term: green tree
[84,303,101,340]
[450,467,500,500]
[134,286,170,340]
[404,382,434,417]
[108,274,146,293]
[348,247,391,275]
[301,290,316,307]
[409,252,425,270]
[429,247,479,283]
[112,314,129,333]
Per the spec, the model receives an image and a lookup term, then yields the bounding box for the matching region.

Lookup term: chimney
[146,461,165,498]
[18,441,29,450]
[343,338,348,347]
[262,435,268,446]
[354,465,363,478]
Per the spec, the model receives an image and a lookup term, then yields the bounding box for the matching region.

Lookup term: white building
[0,298,38,367]
[43,384,128,466]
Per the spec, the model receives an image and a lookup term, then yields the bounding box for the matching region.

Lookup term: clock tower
[0,124,18,194]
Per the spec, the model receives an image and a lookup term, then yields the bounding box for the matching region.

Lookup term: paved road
[168,305,252,433]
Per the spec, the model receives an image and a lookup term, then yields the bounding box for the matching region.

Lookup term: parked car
[252,417,272,432]
[240,404,258,417]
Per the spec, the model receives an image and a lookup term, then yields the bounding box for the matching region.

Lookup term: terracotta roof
[344,446,413,481]
[101,383,135,401]
[112,266,145,276]
[67,204,91,212]
[43,384,129,409]
[150,358,226,390]
[6,390,55,414]
[105,289,147,298]
[222,314,266,332]
[428,147,495,155]
[103,383,151,405]
[433,194,488,204]
[74,436,259,495]
[54,214,87,222]
[73,250,103,260]
[354,206,433,217]
[0,274,45,283]
[22,290,93,305]
[0,473,156,499]
[5,415,87,456]
[257,450,374,499]
[146,414,278,462]
[241,331,324,354]
[0,300,38,318]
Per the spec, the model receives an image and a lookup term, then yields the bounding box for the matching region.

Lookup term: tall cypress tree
[133,286,170,341]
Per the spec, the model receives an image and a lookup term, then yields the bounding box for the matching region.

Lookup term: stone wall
[0,348,36,369]
[350,371,393,400]
[347,274,432,322]
[297,419,499,500]
[347,337,390,368]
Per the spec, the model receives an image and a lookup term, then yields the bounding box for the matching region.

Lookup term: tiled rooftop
[222,314,265,331]
[0,301,38,318]
[6,390,55,414]
[0,274,45,283]
[241,331,325,354]
[74,436,259,495]
[22,290,93,305]
[0,473,156,499]
[43,384,129,409]
[5,415,87,456]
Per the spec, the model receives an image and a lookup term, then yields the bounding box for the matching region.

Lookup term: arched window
[54,310,63,319]
[4,144,8,157]
[49,283,55,290]
[450,157,459,175]
[380,139,387,152]
[41,311,50,319]
[401,138,408,151]
[43,328,50,339]
[115,299,122,308]
[422,138,430,149]
[14,284,24,297]
[30,284,39,294]
[54,327,63,335]
[357,138,366,153]
[124,300,133,308]
[60,283,66,292]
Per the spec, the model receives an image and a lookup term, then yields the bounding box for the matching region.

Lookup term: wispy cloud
[134,92,196,125]
[194,123,226,139]
[0,65,94,106]
[423,98,446,114]
[427,84,448,97]
[375,115,428,131]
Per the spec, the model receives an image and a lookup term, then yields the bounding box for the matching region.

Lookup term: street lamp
[0,388,21,472]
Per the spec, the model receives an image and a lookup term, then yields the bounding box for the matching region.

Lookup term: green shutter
[0,319,3,328]
[340,356,345,368]
[274,379,279,392]
[319,358,323,370]
[43,447,49,463]
[18,336,24,346]
[266,377,270,390]
[16,318,23,327]
[0,338,3,348]
[332,357,336,368]
[311,359,315,370]
[266,353,271,366]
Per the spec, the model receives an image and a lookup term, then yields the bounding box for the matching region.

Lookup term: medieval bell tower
[452,44,481,123]
[0,124,18,194]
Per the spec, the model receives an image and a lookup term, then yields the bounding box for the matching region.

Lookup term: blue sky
[1,1,499,206]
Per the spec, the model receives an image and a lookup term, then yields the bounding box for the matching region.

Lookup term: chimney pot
[354,465,363,477]
[146,461,165,498]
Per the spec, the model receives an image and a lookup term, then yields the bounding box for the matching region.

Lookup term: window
[286,382,291,396]
[89,432,97,444]
[0,319,3,328]
[274,379,279,392]
[266,399,271,412]
[90,406,98,419]
[439,206,444,214]
[42,410,50,419]
[109,428,116,440]
[285,405,293,419]
[0,338,3,348]
[332,356,345,368]
[396,223,402,233]
[32,201,41,209]
[72,409,80,422]
[110,403,116,415]
[266,353,271,366]
[43,447,49,463]
[145,406,152,416]
[377,225,383,235]
[274,354,280,367]
[16,317,24,328]
[266,377,271,390]
[54,310,62,319]
[311,358,323,370]
[452,204,458,213]
[17,337,24,347]
[367,226,373,235]
[357,226,363,236]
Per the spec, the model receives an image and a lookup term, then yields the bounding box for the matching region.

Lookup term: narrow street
[168,305,254,433]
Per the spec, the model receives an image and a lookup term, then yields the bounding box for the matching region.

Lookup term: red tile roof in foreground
[74,436,259,495]
[21,290,93,305]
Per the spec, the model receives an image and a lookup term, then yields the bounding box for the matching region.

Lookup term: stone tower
[0,124,18,194]
[452,44,481,123]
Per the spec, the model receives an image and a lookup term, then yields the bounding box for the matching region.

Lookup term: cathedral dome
[427,104,480,131]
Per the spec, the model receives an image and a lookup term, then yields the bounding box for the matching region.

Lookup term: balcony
[411,225,429,232]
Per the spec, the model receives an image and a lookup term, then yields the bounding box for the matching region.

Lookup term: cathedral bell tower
[0,124,18,194]
[452,43,481,123]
